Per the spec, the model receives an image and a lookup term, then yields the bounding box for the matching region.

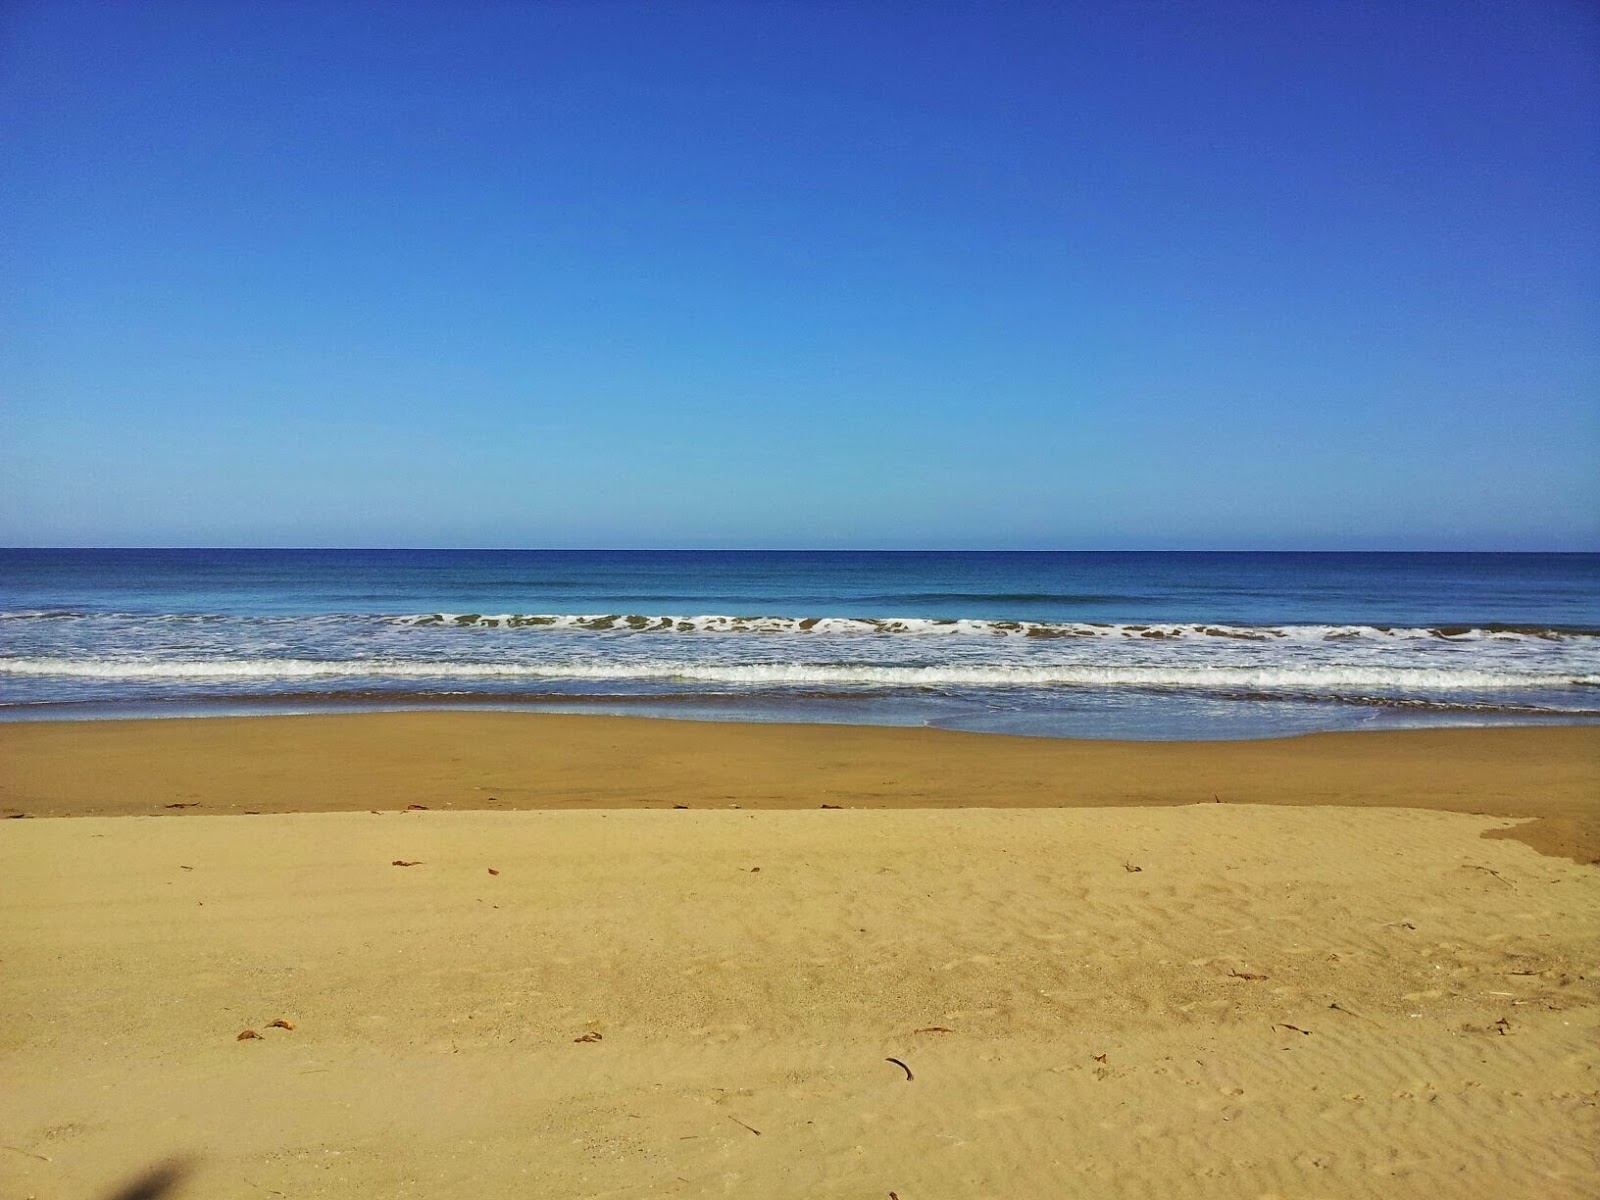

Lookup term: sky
[1,0,1596,550]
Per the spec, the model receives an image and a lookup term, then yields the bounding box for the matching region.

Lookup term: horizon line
[3,545,1597,555]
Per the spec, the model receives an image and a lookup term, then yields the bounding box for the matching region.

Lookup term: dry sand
[1,715,1597,1199]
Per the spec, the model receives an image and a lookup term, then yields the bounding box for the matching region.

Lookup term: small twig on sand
[1464,865,1514,887]
[886,1057,914,1081]
[2,1145,51,1162]
[728,1117,761,1136]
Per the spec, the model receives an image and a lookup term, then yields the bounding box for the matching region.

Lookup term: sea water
[1,549,1596,739]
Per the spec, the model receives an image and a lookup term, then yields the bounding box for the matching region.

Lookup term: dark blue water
[2,549,1597,739]
[3,549,1597,626]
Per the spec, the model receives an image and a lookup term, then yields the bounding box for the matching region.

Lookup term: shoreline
[6,693,1599,732]
[2,711,1596,862]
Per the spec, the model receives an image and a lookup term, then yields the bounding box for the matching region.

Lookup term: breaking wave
[2,609,1593,642]
[388,613,1597,641]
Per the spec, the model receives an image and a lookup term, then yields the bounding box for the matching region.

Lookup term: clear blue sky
[2,0,1595,549]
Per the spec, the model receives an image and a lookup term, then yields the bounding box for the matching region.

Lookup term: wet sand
[2,713,1597,860]
[1,715,1596,1198]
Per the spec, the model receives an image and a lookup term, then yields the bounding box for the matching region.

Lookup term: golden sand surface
[1,715,1597,1199]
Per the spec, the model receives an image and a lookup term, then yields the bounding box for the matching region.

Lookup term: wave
[3,656,1596,691]
[0,610,337,625]
[0,686,897,711]
[388,613,1598,642]
[3,609,1595,641]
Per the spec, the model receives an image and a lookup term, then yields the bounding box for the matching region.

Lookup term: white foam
[1,610,1589,643]
[388,613,1591,643]
[2,656,1593,690]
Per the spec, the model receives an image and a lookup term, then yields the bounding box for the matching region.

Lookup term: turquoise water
[2,549,1596,739]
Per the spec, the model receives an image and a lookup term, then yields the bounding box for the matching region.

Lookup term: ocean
[1,549,1596,739]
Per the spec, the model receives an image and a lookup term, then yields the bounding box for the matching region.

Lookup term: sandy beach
[2,716,1597,1198]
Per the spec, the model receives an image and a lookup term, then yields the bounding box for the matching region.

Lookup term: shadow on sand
[101,1158,192,1200]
